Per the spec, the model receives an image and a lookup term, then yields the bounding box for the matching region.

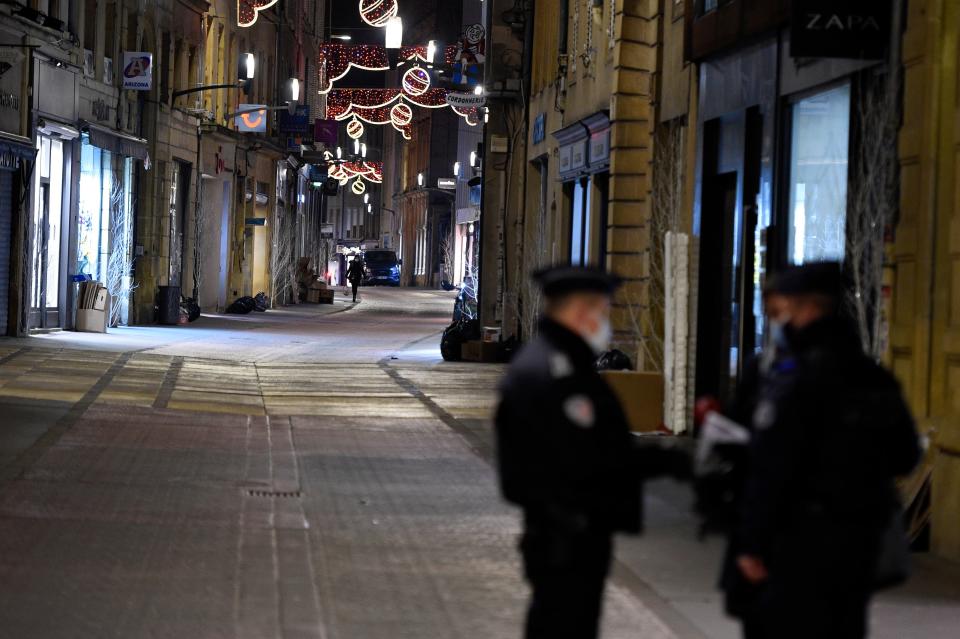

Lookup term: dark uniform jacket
[731,316,920,608]
[495,319,677,535]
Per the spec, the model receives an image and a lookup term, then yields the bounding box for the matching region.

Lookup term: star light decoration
[359,0,398,27]
[238,0,279,27]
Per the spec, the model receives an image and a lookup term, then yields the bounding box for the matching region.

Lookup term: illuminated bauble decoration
[347,118,365,139]
[351,178,367,195]
[359,0,398,27]
[339,176,350,186]
[402,67,431,97]
[391,103,413,127]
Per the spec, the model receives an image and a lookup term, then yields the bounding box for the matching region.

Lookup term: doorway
[168,160,191,288]
[694,110,765,402]
[695,171,738,400]
[29,136,67,330]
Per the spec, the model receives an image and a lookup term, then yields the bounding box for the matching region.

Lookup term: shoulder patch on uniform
[563,394,595,429]
[550,354,573,379]
[753,400,777,431]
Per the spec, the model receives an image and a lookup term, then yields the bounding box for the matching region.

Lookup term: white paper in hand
[695,411,750,477]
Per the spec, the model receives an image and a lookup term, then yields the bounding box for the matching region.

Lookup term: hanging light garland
[359,0,398,27]
[401,67,431,96]
[317,44,390,94]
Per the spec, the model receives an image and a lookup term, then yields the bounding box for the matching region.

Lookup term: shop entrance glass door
[29,136,65,330]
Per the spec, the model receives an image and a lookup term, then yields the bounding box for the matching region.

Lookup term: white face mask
[769,316,792,349]
[584,316,613,355]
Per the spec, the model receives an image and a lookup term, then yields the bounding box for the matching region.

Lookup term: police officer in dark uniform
[727,262,921,639]
[494,266,687,639]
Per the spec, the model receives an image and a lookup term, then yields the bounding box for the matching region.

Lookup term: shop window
[78,143,134,307]
[787,83,851,264]
[83,0,95,53]
[568,177,592,266]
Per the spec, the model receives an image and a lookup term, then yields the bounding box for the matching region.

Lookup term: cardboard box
[76,308,108,333]
[461,340,500,362]
[600,371,664,433]
[306,288,334,304]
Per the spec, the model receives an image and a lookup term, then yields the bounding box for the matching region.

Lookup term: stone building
[487,0,666,368]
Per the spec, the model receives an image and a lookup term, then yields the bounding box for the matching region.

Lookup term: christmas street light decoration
[347,118,365,139]
[352,178,367,195]
[317,44,391,94]
[391,103,413,127]
[238,0,278,27]
[402,67,431,97]
[359,0,398,27]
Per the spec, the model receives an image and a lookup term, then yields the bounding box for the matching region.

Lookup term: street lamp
[241,53,255,81]
[417,172,425,187]
[453,161,461,177]
[470,151,477,167]
[427,40,438,64]
[174,52,258,99]
[336,146,343,159]
[285,78,300,114]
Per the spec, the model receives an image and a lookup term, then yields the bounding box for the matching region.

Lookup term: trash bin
[158,285,181,325]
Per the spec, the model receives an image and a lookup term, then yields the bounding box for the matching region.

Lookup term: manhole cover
[246,489,302,498]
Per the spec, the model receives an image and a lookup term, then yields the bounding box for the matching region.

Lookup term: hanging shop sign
[314,119,338,147]
[790,0,891,60]
[437,178,456,190]
[445,92,486,110]
[236,104,268,133]
[279,104,311,134]
[121,52,153,90]
[532,113,546,145]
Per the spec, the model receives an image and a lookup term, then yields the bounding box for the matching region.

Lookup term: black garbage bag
[596,348,633,371]
[180,297,201,322]
[253,292,270,312]
[440,318,481,361]
[440,279,456,291]
[226,296,257,314]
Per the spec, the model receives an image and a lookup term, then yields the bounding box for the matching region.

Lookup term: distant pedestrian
[494,265,689,639]
[347,257,365,303]
[725,262,920,639]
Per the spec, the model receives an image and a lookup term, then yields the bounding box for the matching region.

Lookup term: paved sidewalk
[1,287,956,638]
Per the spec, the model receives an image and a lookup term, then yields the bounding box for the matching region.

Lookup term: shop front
[553,112,610,268]
[26,54,78,333]
[0,133,34,336]
[76,123,148,327]
[691,28,880,401]
[197,131,236,312]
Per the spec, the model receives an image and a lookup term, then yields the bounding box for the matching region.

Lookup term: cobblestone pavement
[0,289,681,639]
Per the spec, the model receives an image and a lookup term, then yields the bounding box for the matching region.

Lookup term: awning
[0,131,36,170]
[81,122,150,161]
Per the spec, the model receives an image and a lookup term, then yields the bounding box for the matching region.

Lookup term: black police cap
[532,265,623,299]
[767,261,847,300]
